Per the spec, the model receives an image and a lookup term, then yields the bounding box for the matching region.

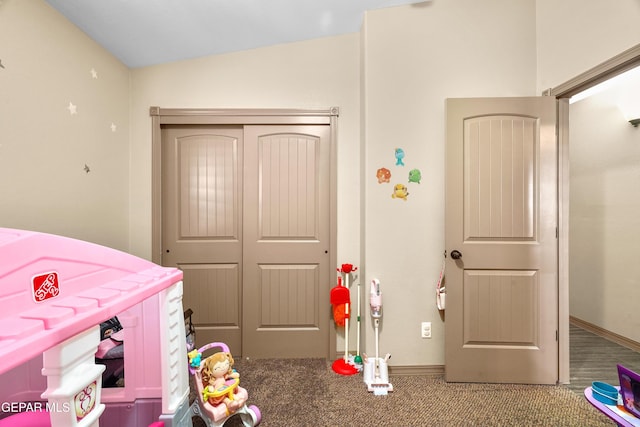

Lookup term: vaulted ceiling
[45,0,425,68]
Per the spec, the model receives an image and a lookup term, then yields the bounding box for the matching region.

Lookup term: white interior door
[445,97,558,384]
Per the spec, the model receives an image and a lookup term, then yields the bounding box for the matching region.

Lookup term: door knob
[450,250,462,260]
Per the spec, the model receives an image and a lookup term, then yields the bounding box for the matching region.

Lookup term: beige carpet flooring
[193,358,615,427]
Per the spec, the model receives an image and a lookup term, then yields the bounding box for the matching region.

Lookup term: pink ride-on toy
[188,342,261,427]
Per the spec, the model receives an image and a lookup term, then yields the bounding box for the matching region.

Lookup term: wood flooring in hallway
[568,324,640,396]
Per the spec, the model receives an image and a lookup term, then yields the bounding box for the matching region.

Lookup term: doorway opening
[550,44,640,384]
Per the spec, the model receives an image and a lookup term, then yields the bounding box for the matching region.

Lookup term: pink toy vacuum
[363,279,393,395]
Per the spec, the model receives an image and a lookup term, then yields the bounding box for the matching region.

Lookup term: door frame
[549,43,640,384]
[149,107,340,359]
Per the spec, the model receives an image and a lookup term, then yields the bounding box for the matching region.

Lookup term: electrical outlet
[421,322,432,338]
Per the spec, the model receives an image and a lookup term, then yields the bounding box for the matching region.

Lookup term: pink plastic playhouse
[0,228,191,427]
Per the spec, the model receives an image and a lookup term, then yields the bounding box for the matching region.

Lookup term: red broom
[330,276,358,375]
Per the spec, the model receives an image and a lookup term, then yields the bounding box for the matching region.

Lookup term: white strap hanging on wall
[436,259,445,311]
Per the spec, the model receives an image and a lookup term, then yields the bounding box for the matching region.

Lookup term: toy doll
[201,351,241,413]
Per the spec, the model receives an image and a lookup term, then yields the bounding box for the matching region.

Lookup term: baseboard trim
[389,364,445,376]
[570,316,640,353]
[331,354,445,376]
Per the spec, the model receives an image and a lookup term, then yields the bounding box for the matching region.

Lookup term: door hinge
[556,330,559,341]
[556,227,558,239]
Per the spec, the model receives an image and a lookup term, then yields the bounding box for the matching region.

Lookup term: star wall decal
[84,164,90,173]
[110,122,117,132]
[67,102,77,115]
[90,68,98,79]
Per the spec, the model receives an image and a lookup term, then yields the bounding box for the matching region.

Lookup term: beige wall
[357,0,640,367]
[5,0,640,368]
[0,0,130,250]
[128,35,361,261]
[361,0,537,366]
[536,0,640,92]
